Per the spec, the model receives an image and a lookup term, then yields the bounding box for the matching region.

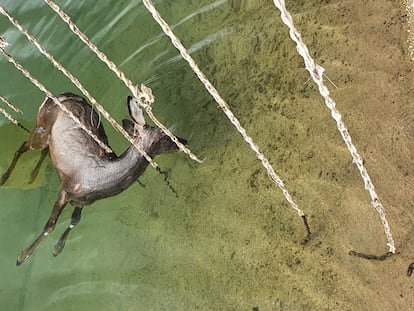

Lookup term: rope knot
[139,84,155,107]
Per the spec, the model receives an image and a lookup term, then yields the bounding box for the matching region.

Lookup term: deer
[0,93,186,266]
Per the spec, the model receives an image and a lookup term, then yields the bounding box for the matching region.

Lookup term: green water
[1,0,409,310]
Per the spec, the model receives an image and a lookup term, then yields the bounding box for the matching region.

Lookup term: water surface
[1,1,413,310]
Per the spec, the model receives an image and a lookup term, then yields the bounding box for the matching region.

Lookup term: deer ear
[127,96,145,126]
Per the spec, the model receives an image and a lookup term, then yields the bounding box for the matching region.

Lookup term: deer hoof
[52,240,66,257]
[16,252,30,266]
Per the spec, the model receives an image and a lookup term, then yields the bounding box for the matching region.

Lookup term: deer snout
[152,131,188,156]
[161,135,187,153]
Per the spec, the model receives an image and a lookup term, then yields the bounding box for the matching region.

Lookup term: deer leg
[16,189,68,266]
[53,206,83,257]
[0,141,30,186]
[1,126,50,186]
[29,148,49,184]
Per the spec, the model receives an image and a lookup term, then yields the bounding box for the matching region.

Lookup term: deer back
[40,94,112,185]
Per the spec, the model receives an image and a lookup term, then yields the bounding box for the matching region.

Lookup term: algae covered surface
[0,0,413,310]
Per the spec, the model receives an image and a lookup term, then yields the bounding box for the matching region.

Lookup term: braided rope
[272,0,395,253]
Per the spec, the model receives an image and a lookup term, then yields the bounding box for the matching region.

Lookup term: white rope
[272,0,395,253]
[142,0,306,217]
[0,95,22,113]
[0,106,18,125]
[44,0,202,164]
[0,95,30,133]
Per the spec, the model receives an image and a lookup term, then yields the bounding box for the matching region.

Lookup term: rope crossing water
[0,94,22,113]
[0,95,30,134]
[142,0,307,219]
[271,0,395,254]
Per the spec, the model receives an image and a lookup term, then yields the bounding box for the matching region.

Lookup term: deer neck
[75,139,153,202]
[113,142,152,181]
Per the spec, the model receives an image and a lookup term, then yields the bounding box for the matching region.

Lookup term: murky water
[1,0,414,310]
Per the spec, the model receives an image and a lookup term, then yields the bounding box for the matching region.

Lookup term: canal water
[1,0,413,310]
